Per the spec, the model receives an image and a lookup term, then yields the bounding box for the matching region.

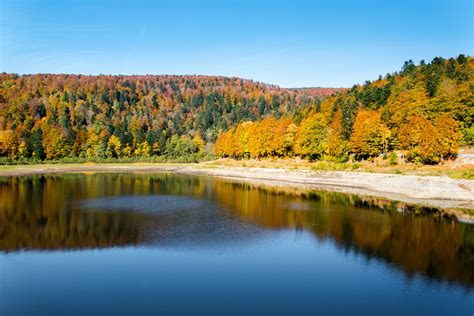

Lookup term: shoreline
[1,163,473,219]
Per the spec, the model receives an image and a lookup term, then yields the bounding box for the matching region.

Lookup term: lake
[0,173,473,315]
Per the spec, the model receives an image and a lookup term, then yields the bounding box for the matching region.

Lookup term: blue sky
[1,0,472,87]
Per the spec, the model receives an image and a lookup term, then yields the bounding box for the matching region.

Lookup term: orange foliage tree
[399,114,460,163]
[214,128,234,158]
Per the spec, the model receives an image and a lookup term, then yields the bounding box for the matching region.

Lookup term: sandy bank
[1,163,473,215]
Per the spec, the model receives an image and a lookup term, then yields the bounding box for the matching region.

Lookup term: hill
[216,55,473,164]
[0,55,472,165]
[290,87,348,97]
[0,74,323,161]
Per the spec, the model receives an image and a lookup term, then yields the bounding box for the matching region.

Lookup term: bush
[337,153,349,163]
[351,163,361,170]
[388,152,398,165]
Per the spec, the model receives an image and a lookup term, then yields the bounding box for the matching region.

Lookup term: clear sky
[1,0,472,87]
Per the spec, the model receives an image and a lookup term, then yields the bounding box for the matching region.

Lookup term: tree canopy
[215,55,473,164]
[1,55,472,165]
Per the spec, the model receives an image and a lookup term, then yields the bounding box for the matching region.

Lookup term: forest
[0,55,472,165]
[0,73,321,162]
[216,55,473,164]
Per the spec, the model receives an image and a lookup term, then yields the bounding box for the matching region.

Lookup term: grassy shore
[203,157,474,180]
[1,155,473,179]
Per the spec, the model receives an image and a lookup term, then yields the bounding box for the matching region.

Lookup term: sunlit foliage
[215,55,472,164]
[0,74,322,162]
[0,55,472,165]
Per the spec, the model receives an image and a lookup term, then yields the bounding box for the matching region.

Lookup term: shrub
[388,152,398,165]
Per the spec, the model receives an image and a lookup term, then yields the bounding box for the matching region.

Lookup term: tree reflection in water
[0,173,472,287]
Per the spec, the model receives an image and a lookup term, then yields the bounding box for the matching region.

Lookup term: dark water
[0,173,473,315]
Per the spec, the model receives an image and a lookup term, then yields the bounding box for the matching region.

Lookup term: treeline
[0,74,323,162]
[216,55,473,164]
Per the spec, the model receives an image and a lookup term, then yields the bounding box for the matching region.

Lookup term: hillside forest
[0,55,472,165]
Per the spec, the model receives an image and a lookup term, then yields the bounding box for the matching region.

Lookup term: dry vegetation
[205,152,474,180]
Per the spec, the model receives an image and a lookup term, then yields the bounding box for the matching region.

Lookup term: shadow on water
[0,173,473,288]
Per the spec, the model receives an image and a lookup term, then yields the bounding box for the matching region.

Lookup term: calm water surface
[0,173,473,315]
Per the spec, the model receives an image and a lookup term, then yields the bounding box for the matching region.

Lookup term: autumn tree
[398,115,429,154]
[350,110,389,160]
[232,122,254,158]
[274,117,294,156]
[294,113,328,160]
[106,135,122,158]
[327,109,349,159]
[283,123,297,157]
[434,114,461,158]
[83,128,106,159]
[248,116,275,158]
[214,128,234,158]
[398,114,460,164]
[42,128,71,160]
[192,132,206,153]
[0,130,14,158]
[134,141,151,157]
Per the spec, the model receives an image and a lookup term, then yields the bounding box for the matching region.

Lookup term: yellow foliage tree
[17,141,28,160]
[232,122,254,158]
[42,128,70,160]
[0,130,14,157]
[134,141,151,157]
[247,116,292,158]
[350,110,388,159]
[294,113,328,160]
[192,132,205,153]
[122,145,133,158]
[273,117,293,157]
[248,116,278,158]
[153,142,160,155]
[383,83,429,130]
[85,129,102,159]
[327,109,349,159]
[283,123,298,156]
[106,135,122,158]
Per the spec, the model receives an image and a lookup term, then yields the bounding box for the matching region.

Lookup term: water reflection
[0,173,473,288]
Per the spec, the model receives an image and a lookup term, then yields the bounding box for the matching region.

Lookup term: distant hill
[290,87,348,97]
